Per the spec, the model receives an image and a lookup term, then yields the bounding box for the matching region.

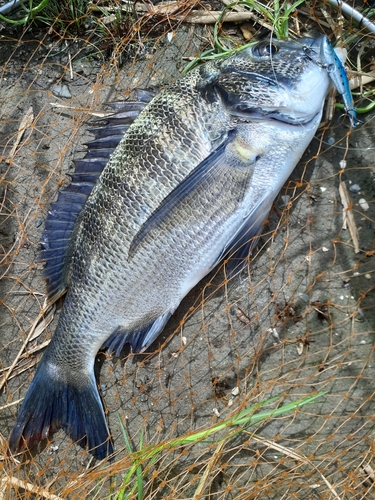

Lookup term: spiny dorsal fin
[41,90,156,298]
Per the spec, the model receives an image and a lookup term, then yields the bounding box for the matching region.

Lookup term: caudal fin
[8,360,113,460]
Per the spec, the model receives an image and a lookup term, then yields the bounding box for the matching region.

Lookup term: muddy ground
[0,19,374,500]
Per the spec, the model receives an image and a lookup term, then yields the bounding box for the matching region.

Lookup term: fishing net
[0,0,374,498]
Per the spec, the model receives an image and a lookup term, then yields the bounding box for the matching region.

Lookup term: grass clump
[182,0,306,74]
[115,392,326,499]
[0,0,131,42]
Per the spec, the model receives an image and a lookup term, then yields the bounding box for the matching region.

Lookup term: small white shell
[297,341,304,355]
[339,160,347,169]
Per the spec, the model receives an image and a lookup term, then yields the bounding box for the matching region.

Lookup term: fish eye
[255,42,279,57]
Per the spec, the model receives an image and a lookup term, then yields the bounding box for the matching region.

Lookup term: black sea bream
[9,36,356,459]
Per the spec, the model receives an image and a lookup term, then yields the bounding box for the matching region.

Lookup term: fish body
[9,36,356,459]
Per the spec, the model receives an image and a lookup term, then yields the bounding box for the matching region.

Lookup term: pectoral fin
[128,131,238,258]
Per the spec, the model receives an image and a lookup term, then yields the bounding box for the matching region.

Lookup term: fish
[8,35,356,460]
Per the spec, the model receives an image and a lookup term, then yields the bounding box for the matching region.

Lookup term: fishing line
[319,141,375,151]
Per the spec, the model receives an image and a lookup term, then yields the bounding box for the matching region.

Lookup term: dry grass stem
[339,181,360,253]
[6,106,34,162]
[0,476,63,500]
[349,70,375,90]
[193,440,225,498]
[0,303,57,391]
[49,102,113,117]
[250,435,342,499]
[362,463,375,482]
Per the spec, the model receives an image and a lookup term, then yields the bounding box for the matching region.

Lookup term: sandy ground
[0,21,374,499]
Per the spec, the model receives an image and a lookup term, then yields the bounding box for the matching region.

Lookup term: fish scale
[9,36,357,460]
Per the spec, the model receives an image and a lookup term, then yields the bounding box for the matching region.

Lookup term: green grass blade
[116,415,144,500]
[116,392,327,497]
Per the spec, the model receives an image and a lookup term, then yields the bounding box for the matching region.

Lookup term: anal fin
[103,311,172,356]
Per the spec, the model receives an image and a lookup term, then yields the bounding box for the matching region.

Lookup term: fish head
[199,36,343,126]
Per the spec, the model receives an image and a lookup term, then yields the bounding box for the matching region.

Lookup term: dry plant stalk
[339,181,360,253]
[6,106,34,162]
[0,476,63,500]
[250,435,342,499]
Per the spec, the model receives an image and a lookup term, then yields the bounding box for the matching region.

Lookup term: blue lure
[305,36,359,127]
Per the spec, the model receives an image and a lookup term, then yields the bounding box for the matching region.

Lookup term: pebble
[52,84,72,99]
[359,198,369,211]
[349,184,361,193]
[321,246,329,252]
[48,444,59,454]
[365,274,371,279]
[231,386,239,396]
[319,186,327,192]
[280,195,290,207]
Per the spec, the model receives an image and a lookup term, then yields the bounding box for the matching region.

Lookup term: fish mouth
[213,70,324,127]
[226,103,321,126]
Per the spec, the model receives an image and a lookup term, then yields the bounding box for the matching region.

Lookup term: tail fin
[8,360,113,460]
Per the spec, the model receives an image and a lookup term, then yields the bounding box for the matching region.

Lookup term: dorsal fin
[41,90,156,299]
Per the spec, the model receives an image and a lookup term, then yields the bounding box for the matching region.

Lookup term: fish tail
[8,360,113,460]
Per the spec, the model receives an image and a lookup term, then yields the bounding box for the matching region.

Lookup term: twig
[183,10,272,25]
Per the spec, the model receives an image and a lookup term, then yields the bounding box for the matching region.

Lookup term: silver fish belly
[8,36,356,459]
